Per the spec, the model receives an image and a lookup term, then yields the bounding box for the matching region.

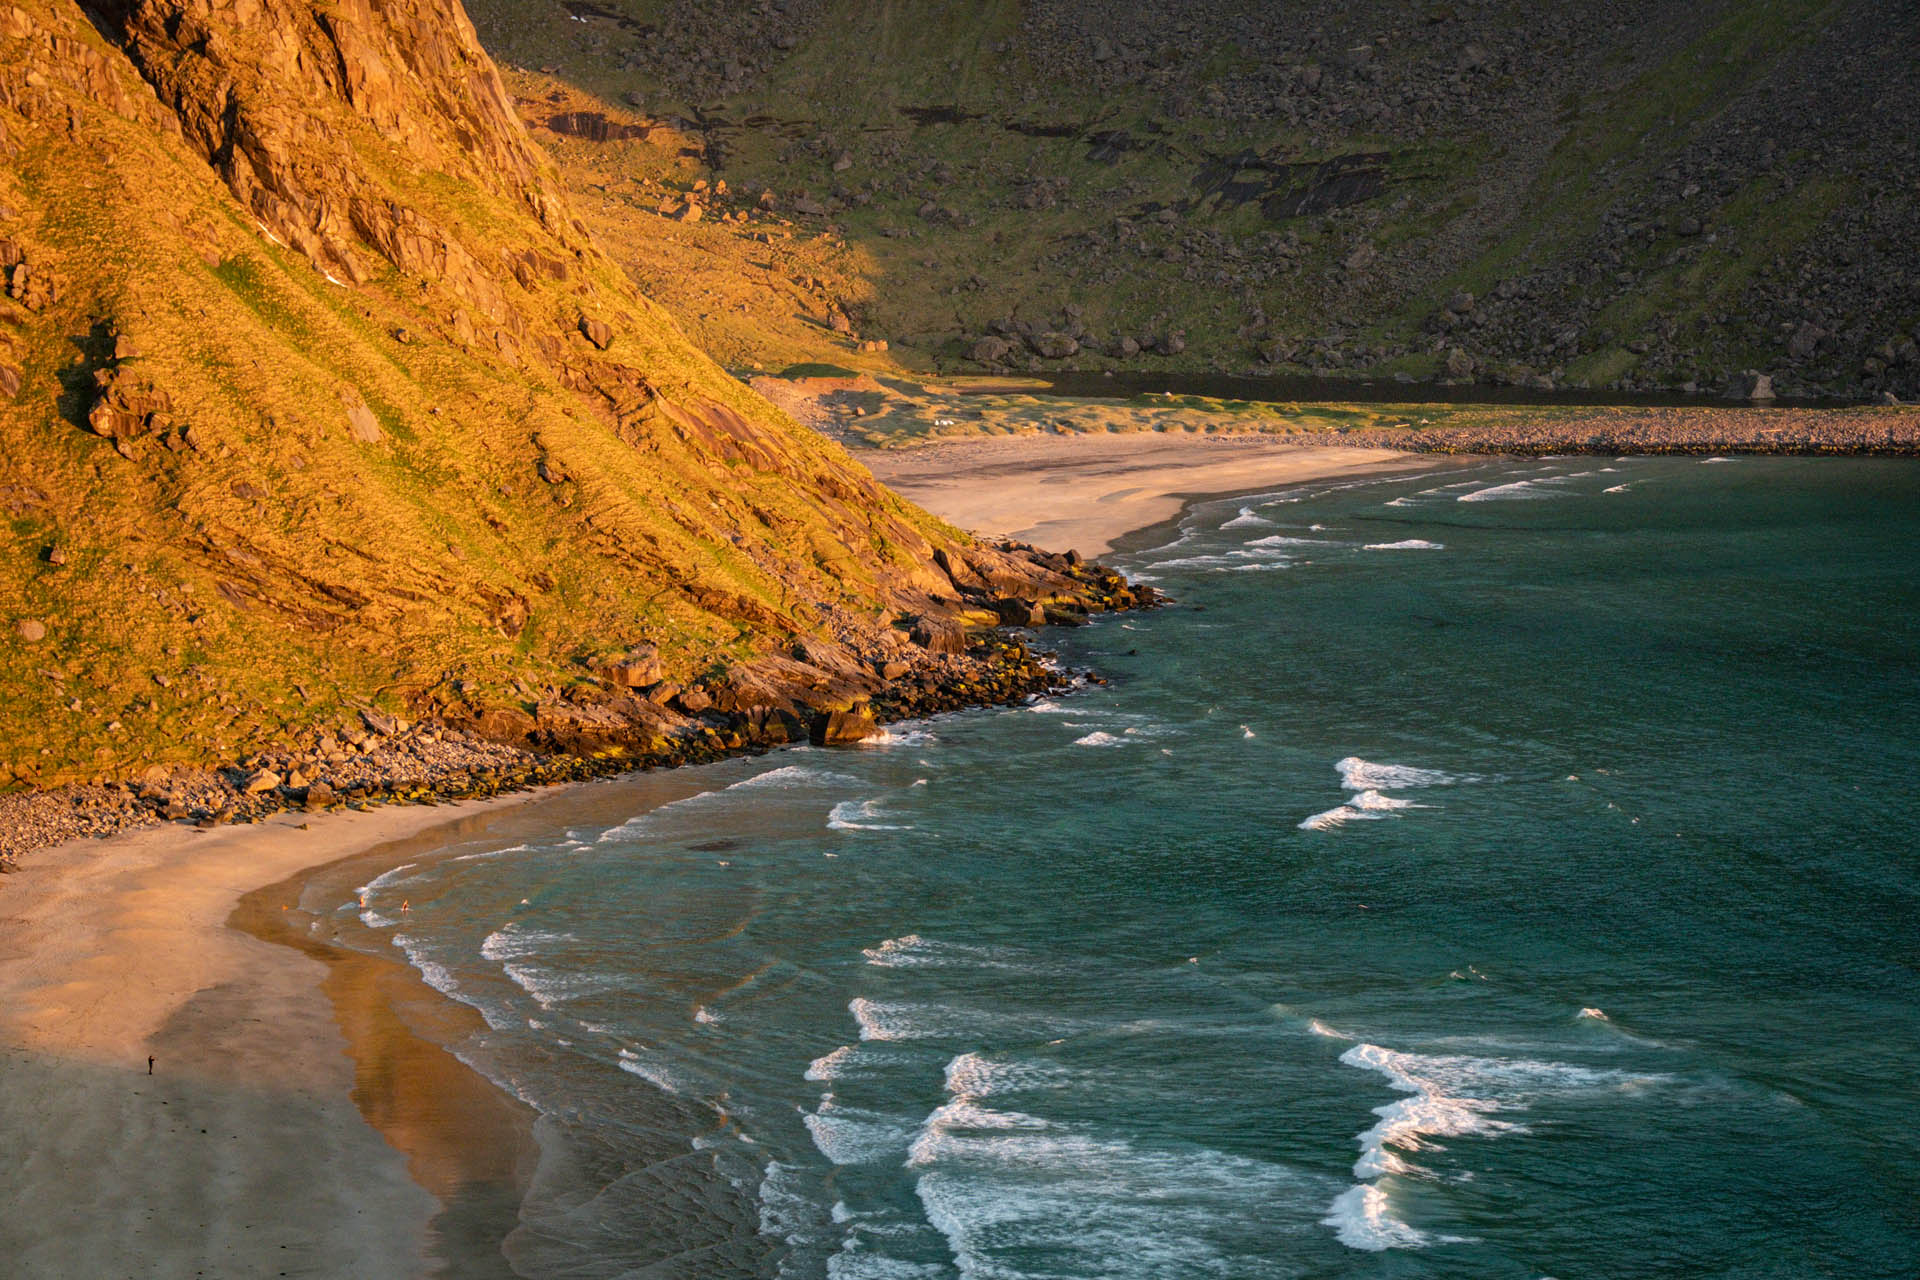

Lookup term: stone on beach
[815,704,877,745]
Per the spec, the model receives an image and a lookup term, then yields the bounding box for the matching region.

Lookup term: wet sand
[859,432,1441,554]
[0,797,556,1279]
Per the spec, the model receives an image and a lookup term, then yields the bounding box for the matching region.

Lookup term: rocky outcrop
[94,0,572,285]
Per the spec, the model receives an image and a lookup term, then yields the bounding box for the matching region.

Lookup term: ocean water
[296,455,1920,1278]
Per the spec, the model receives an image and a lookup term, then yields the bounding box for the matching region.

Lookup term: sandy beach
[859,432,1440,554]
[0,436,1442,1277]
[0,795,558,1279]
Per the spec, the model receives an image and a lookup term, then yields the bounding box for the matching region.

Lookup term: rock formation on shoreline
[0,0,1145,815]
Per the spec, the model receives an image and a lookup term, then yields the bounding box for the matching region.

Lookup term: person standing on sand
[147,1055,153,1075]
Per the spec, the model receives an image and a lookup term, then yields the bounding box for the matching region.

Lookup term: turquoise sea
[298,455,1920,1278]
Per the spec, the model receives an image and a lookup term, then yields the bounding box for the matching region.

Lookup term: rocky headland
[0,543,1149,868]
[0,0,1154,862]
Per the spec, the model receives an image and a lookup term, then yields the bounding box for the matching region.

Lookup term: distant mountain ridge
[469,0,1920,401]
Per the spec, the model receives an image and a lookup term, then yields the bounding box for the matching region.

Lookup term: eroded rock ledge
[0,548,1153,870]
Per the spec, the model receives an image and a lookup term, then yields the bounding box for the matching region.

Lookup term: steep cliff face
[0,0,1102,789]
[94,0,573,287]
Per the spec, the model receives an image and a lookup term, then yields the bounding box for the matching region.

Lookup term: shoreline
[231,807,563,1278]
[859,433,1447,555]
[0,439,1450,1275]
[0,790,563,1279]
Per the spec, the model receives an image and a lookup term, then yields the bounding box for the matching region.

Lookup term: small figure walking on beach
[147,1056,154,1075]
[400,899,411,915]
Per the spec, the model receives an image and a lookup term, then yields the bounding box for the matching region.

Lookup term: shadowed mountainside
[466,0,1920,401]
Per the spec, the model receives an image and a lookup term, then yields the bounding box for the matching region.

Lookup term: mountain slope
[0,0,1111,791]
[465,0,1920,400]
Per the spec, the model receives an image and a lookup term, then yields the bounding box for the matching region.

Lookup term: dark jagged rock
[814,703,876,745]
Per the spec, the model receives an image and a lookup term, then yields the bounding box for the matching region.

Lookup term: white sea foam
[1296,807,1357,831]
[758,1160,829,1250]
[734,764,862,791]
[847,996,1077,1045]
[908,1054,1328,1279]
[447,843,525,864]
[1363,539,1445,551]
[828,799,909,831]
[1603,483,1634,494]
[1336,757,1458,790]
[1342,1043,1520,1181]
[1221,506,1273,529]
[694,1005,721,1025]
[1321,1183,1434,1251]
[357,862,418,895]
[861,934,1020,970]
[1297,791,1422,830]
[845,997,1013,1043]
[1245,534,1333,549]
[1308,1018,1353,1040]
[806,1096,918,1166]
[859,727,936,747]
[1146,554,1252,572]
[1024,698,1071,714]
[596,765,862,840]
[411,957,461,1000]
[616,1047,686,1095]
[1577,1007,1609,1021]
[825,1254,949,1279]
[1327,1040,1661,1250]
[848,997,935,1042]
[942,1052,1073,1100]
[1073,731,1126,747]
[359,910,400,929]
[480,922,573,962]
[1302,757,1464,830]
[806,1043,866,1082]
[1456,477,1570,502]
[390,933,520,1031]
[502,960,608,1011]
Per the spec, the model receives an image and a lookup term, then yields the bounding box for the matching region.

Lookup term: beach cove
[0,438,1442,1276]
[4,447,1918,1278]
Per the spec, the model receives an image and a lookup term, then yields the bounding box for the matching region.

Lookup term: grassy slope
[462,0,1901,389]
[0,1,963,789]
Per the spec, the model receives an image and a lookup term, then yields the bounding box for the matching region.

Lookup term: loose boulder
[969,335,1013,363]
[340,387,383,443]
[601,647,664,688]
[814,703,877,745]
[993,597,1046,627]
[87,374,173,439]
[909,615,966,654]
[1030,332,1079,359]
